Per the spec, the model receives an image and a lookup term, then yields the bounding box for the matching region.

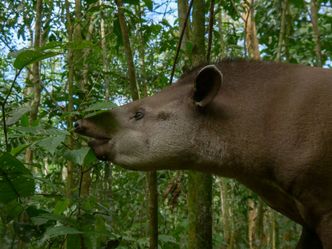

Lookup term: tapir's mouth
[88,138,110,147]
[88,138,113,161]
[74,120,113,161]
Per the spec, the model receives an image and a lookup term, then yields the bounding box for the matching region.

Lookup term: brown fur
[76,60,332,248]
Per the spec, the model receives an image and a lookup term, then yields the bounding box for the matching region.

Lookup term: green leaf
[143,0,153,11]
[6,106,31,125]
[84,101,117,112]
[10,144,30,156]
[0,153,35,203]
[86,0,99,5]
[43,226,82,240]
[64,147,91,165]
[13,49,62,70]
[37,135,66,154]
[66,234,82,249]
[123,0,139,5]
[66,40,93,50]
[54,199,70,215]
[84,149,97,166]
[159,234,177,244]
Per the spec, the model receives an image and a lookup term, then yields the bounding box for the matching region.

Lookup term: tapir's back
[219,61,332,160]
[220,61,332,221]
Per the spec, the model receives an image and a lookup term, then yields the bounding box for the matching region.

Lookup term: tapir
[75,59,332,249]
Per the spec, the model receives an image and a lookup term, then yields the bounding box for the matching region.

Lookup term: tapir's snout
[73,120,80,129]
[74,118,113,161]
[73,118,111,140]
[74,120,85,134]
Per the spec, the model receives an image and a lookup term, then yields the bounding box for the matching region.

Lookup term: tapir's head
[75,65,223,171]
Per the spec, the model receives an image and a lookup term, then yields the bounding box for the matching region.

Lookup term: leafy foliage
[0,153,35,203]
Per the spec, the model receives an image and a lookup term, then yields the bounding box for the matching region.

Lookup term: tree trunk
[247,199,256,249]
[147,171,158,249]
[219,179,235,249]
[178,0,191,66]
[178,0,190,47]
[191,0,206,65]
[65,0,75,200]
[80,170,92,197]
[188,172,212,249]
[115,0,140,100]
[247,199,265,249]
[218,6,226,58]
[115,1,158,248]
[243,0,260,59]
[270,210,278,249]
[187,1,213,249]
[254,200,265,247]
[310,0,322,67]
[82,14,95,95]
[276,0,288,62]
[100,0,111,100]
[25,0,43,166]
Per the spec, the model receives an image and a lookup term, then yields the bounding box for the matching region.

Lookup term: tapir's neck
[191,118,270,180]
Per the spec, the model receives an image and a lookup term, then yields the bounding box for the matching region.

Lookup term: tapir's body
[75,60,332,248]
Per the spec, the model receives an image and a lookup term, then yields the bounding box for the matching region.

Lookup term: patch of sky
[146,0,178,25]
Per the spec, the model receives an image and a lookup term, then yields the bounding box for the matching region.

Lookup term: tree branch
[1,69,23,151]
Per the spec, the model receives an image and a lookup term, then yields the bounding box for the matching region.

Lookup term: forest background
[0,0,331,248]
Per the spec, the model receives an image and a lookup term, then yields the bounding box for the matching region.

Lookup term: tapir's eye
[132,108,145,120]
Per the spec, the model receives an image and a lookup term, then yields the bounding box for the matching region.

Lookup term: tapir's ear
[193,65,223,107]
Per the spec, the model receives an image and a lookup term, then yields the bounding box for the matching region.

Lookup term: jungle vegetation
[0,0,331,248]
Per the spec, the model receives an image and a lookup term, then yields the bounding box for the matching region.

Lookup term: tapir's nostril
[74,121,80,129]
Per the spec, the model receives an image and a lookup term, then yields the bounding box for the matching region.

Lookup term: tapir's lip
[88,138,112,161]
[88,138,110,147]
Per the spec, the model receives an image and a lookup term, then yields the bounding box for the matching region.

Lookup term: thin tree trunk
[254,200,265,247]
[247,199,265,249]
[218,7,226,58]
[219,179,234,249]
[81,171,92,197]
[188,173,212,249]
[243,0,260,59]
[178,0,191,66]
[187,1,213,248]
[25,0,43,165]
[178,0,190,46]
[247,199,256,249]
[115,0,140,100]
[100,0,110,100]
[82,15,95,94]
[73,0,84,91]
[147,171,158,249]
[115,1,158,248]
[65,0,75,199]
[310,0,322,67]
[276,0,288,62]
[270,210,277,249]
[191,0,206,65]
